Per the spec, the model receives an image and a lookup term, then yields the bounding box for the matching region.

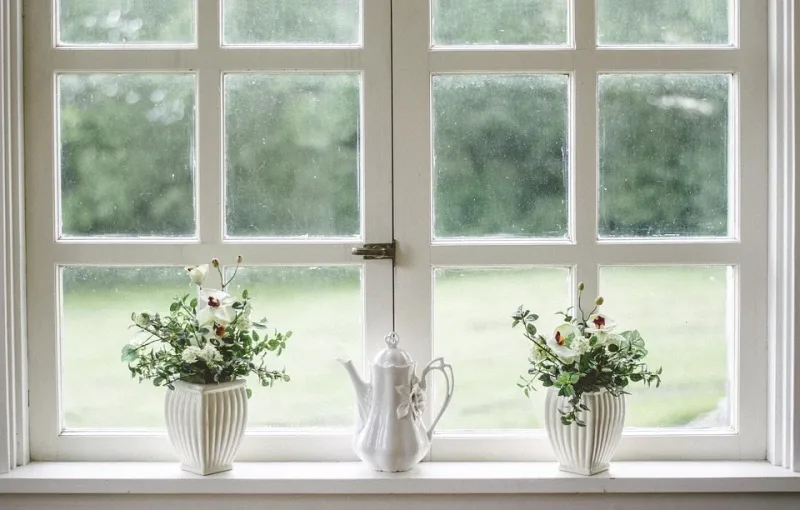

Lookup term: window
[23,0,767,461]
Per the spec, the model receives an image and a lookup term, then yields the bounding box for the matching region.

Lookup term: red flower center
[555,331,564,345]
[593,316,606,328]
[214,324,226,337]
[208,297,221,308]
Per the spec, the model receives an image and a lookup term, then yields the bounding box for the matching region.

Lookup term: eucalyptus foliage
[512,284,662,426]
[121,257,291,398]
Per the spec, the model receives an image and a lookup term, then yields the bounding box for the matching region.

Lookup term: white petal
[396,403,410,419]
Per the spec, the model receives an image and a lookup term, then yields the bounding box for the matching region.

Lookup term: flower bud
[578,282,585,291]
[211,258,220,268]
[236,254,243,264]
[595,296,604,306]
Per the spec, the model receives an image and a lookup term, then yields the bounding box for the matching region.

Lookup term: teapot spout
[337,358,370,429]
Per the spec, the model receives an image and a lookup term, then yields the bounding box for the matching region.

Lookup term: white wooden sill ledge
[0,461,798,494]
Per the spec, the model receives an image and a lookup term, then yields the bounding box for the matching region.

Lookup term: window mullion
[196,0,222,244]
[573,0,599,310]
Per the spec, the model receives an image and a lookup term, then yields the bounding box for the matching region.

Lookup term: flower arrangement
[512,283,662,426]
[121,256,291,397]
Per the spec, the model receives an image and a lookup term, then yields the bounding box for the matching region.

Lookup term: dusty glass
[59,74,196,237]
[61,266,190,429]
[226,266,363,428]
[61,265,363,429]
[432,0,568,46]
[58,0,195,45]
[598,74,730,238]
[599,266,732,429]
[433,267,571,430]
[225,73,361,238]
[223,0,360,45]
[598,0,730,46]
[433,74,569,239]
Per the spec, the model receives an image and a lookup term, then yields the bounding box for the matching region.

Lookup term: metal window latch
[352,241,396,261]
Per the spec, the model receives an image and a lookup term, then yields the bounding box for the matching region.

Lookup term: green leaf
[189,298,198,309]
[121,344,139,363]
[169,302,179,312]
[242,289,249,299]
[246,388,253,399]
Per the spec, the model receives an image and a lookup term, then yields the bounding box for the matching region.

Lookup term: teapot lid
[372,332,414,367]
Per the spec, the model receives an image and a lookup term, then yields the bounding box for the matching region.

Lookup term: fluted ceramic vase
[165,379,248,475]
[544,388,625,476]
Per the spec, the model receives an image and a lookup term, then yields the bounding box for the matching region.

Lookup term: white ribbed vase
[165,379,248,475]
[544,388,625,476]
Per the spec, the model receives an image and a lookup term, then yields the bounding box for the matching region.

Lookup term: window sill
[0,461,798,495]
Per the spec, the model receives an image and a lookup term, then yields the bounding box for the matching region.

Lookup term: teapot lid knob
[384,332,400,348]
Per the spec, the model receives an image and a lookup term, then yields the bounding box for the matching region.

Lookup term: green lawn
[61,266,730,431]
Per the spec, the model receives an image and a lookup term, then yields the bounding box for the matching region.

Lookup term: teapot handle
[420,358,454,440]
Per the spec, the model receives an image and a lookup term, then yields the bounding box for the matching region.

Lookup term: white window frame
[393,0,768,461]
[0,0,797,470]
[21,0,394,461]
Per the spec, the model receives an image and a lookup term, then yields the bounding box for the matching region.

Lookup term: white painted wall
[3,494,800,510]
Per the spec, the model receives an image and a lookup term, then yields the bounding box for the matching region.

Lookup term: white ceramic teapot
[338,332,454,472]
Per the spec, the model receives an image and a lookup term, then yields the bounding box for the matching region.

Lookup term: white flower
[570,335,592,355]
[553,323,581,347]
[545,335,580,364]
[196,288,237,326]
[529,344,547,363]
[199,343,223,364]
[185,264,209,287]
[586,313,617,335]
[181,346,202,364]
[396,376,427,420]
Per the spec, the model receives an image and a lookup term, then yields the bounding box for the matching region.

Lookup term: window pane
[58,0,195,45]
[59,74,196,237]
[61,266,190,429]
[598,74,730,238]
[227,266,363,428]
[598,0,730,46]
[61,265,363,429]
[432,0,568,46]
[223,0,360,45]
[225,74,360,238]
[433,75,569,239]
[599,266,732,429]
[433,267,571,429]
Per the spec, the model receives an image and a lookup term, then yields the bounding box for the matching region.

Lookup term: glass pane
[598,0,730,46]
[61,265,363,429]
[58,0,195,45]
[223,0,360,45]
[62,266,190,428]
[433,267,571,429]
[226,266,363,428]
[433,74,569,239]
[432,0,568,46]
[599,266,732,429]
[225,74,360,237]
[598,74,730,238]
[59,74,196,237]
